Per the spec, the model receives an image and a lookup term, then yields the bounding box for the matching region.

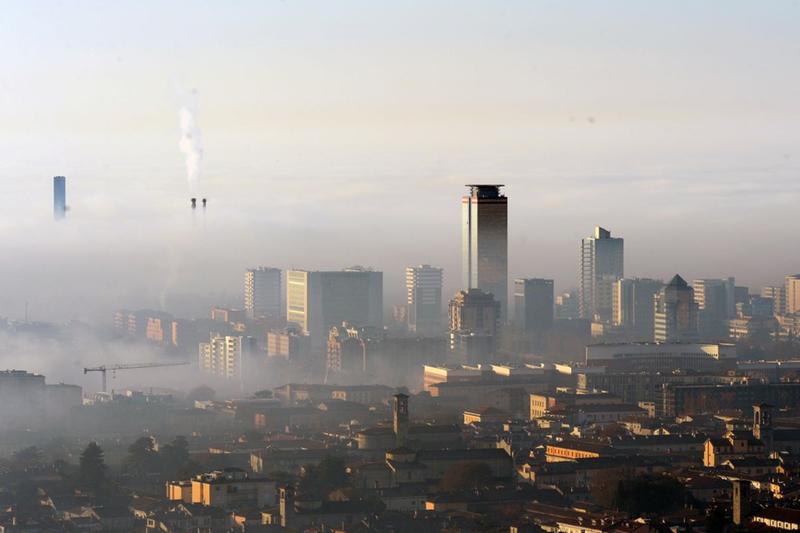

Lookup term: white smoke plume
[178,89,203,192]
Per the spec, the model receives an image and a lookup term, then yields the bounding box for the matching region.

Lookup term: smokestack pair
[190,198,207,209]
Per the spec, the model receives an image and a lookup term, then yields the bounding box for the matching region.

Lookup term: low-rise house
[166,468,276,510]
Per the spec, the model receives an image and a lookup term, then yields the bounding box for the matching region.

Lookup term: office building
[462,185,508,321]
[513,278,554,334]
[612,278,663,340]
[405,264,443,336]
[53,176,66,220]
[787,275,800,315]
[448,289,500,363]
[198,334,255,380]
[244,267,281,320]
[693,278,736,339]
[653,275,699,342]
[579,227,624,322]
[286,267,383,351]
[761,285,786,315]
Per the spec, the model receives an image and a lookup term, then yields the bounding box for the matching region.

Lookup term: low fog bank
[1,125,799,328]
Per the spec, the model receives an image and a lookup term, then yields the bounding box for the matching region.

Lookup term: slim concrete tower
[579,227,624,322]
[406,265,443,336]
[462,185,508,321]
[53,176,66,220]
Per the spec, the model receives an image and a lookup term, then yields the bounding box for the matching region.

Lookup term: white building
[198,335,250,380]
[579,227,624,323]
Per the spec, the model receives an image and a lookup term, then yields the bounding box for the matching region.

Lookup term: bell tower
[393,393,409,447]
[753,403,774,453]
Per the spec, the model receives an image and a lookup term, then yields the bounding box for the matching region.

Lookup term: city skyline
[1,2,799,322]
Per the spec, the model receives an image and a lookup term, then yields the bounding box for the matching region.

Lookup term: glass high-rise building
[462,185,508,321]
[613,278,663,341]
[405,265,443,337]
[286,267,383,352]
[244,267,281,319]
[579,226,624,322]
[513,278,554,334]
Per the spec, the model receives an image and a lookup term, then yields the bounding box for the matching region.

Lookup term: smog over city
[0,2,799,531]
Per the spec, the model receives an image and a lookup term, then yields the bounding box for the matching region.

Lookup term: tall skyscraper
[448,288,500,363]
[53,176,66,220]
[462,185,508,321]
[579,226,624,322]
[786,275,800,315]
[244,267,282,319]
[405,265,443,337]
[286,267,383,351]
[613,278,663,340]
[654,275,699,342]
[513,278,554,334]
[693,278,736,338]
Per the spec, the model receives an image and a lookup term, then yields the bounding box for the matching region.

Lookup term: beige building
[787,275,800,315]
[167,468,275,509]
[530,391,621,420]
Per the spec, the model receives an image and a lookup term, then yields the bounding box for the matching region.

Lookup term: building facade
[448,289,500,363]
[693,277,736,339]
[612,278,662,340]
[762,285,787,315]
[53,175,66,220]
[653,275,699,342]
[462,185,508,321]
[286,268,383,352]
[198,334,255,380]
[244,267,281,319]
[513,278,554,335]
[405,264,443,336]
[579,227,624,323]
[786,274,800,315]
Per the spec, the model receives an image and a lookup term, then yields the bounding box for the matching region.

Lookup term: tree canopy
[79,442,108,492]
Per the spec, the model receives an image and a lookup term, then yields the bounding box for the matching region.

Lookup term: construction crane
[83,362,189,393]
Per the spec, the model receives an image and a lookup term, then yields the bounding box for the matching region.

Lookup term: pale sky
[0,1,798,321]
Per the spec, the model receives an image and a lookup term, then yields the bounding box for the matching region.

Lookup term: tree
[125,436,160,474]
[253,389,273,399]
[79,442,108,491]
[298,455,350,497]
[440,461,493,491]
[187,385,215,402]
[596,423,627,441]
[590,468,629,509]
[12,446,44,473]
[705,504,729,533]
[161,436,193,478]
